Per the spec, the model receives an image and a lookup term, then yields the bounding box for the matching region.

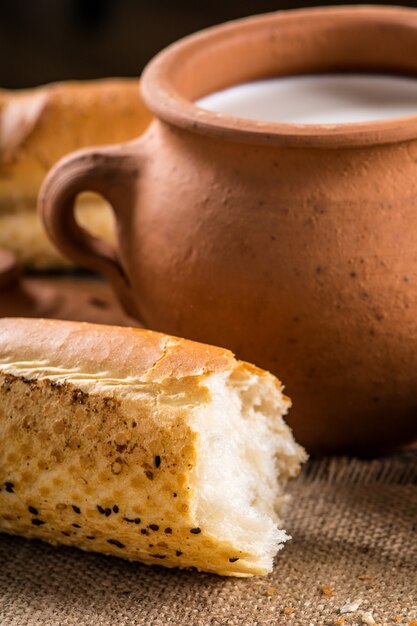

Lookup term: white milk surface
[196,74,417,124]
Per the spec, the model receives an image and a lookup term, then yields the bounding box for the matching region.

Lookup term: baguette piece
[0,79,152,268]
[0,318,306,576]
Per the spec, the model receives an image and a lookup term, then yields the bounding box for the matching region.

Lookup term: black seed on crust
[154,455,161,468]
[176,550,183,557]
[141,529,149,535]
[72,505,81,514]
[149,524,159,531]
[190,527,201,534]
[150,554,166,559]
[72,523,81,529]
[107,539,125,548]
[124,517,141,524]
[229,557,239,563]
[145,470,154,480]
[5,482,14,493]
[97,505,111,516]
[31,518,45,526]
[164,528,172,534]
[86,536,95,540]
[173,492,177,498]
[28,506,38,515]
[61,531,70,536]
[113,505,119,513]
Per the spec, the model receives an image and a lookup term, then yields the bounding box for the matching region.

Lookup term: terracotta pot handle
[39,143,141,321]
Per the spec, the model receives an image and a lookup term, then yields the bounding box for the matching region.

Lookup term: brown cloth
[1,454,416,625]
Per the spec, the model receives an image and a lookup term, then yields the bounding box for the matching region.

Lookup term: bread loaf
[0,318,306,576]
[0,79,152,268]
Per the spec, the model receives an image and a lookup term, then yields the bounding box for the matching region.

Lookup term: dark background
[1,0,417,88]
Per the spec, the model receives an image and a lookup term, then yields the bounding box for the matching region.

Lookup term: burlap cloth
[1,453,416,626]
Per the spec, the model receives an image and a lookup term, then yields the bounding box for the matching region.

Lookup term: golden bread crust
[0,318,235,382]
[0,78,151,185]
[0,319,283,576]
[0,372,262,576]
[0,79,152,268]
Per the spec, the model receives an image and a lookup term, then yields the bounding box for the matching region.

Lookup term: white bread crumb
[340,599,363,613]
[361,610,376,625]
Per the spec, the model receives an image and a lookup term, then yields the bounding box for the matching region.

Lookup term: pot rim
[141,5,417,148]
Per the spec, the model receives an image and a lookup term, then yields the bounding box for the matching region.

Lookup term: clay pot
[40,6,417,453]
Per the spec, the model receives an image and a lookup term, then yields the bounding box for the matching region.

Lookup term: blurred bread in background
[0,78,152,269]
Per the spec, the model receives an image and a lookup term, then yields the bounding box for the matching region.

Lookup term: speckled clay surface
[40,6,417,452]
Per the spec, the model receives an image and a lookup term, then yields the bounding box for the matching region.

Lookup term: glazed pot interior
[141,6,417,146]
